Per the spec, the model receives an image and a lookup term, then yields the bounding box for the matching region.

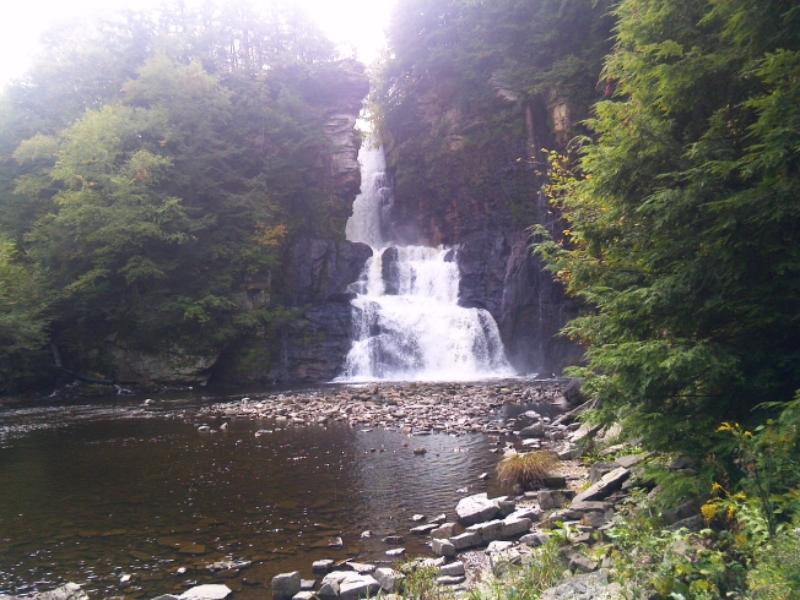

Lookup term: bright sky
[0,0,394,88]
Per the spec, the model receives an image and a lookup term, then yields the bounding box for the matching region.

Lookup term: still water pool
[0,393,505,598]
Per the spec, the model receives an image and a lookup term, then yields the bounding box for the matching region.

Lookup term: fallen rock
[272,572,301,600]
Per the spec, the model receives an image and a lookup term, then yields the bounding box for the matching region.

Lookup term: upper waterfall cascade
[335,138,514,382]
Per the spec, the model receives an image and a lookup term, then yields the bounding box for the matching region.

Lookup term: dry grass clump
[497,450,559,488]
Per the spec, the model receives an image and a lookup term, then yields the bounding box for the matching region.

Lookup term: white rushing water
[335,138,514,382]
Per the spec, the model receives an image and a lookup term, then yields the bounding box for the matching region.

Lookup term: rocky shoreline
[2,379,640,600]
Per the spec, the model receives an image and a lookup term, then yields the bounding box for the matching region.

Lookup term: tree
[537,0,800,454]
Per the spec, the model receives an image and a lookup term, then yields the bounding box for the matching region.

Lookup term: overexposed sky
[0,0,394,88]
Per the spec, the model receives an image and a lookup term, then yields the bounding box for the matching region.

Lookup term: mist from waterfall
[335,137,514,382]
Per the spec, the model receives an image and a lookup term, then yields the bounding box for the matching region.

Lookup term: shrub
[496,451,559,489]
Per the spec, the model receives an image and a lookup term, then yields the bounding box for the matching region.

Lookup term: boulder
[272,572,301,600]
[292,593,315,600]
[455,493,499,525]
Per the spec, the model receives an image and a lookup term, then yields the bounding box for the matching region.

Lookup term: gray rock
[538,489,572,510]
[505,507,542,522]
[345,562,376,574]
[486,540,514,553]
[432,538,456,557]
[339,574,380,600]
[501,516,533,538]
[520,532,550,547]
[466,519,504,543]
[438,562,465,577]
[317,582,338,600]
[292,593,315,600]
[21,584,89,600]
[573,468,630,503]
[431,522,457,539]
[300,580,316,591]
[430,513,447,524]
[455,493,499,525]
[272,572,302,600]
[568,553,599,573]
[410,523,439,535]
[436,576,466,586]
[312,559,335,574]
[540,570,623,600]
[520,423,545,438]
[385,547,405,558]
[570,500,610,513]
[450,531,481,550]
[179,585,233,600]
[374,567,405,593]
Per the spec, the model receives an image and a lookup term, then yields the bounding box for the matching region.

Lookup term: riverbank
[0,379,574,599]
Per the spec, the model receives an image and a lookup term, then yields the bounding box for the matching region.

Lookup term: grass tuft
[496,451,559,489]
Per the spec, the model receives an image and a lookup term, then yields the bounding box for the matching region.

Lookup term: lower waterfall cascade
[335,138,515,382]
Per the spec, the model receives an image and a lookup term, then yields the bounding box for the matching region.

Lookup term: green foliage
[747,525,800,599]
[0,0,356,386]
[536,0,800,457]
[0,236,50,390]
[467,537,566,600]
[400,563,451,600]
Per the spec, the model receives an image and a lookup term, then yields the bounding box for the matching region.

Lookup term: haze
[0,0,393,87]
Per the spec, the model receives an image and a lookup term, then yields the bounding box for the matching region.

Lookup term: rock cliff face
[382,78,584,375]
[212,61,371,386]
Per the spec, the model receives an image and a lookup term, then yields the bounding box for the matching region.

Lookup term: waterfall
[335,137,514,382]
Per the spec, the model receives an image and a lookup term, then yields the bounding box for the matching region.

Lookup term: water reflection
[0,401,501,598]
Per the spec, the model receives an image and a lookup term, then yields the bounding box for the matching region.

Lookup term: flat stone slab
[438,561,465,577]
[374,567,405,593]
[573,467,630,502]
[179,585,232,600]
